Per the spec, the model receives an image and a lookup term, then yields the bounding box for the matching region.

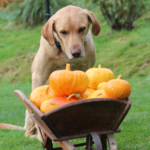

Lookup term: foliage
[86,0,146,30]
[0,0,70,27]
[68,0,97,10]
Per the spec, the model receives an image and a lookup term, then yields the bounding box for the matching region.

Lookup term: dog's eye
[60,31,68,35]
[78,27,85,33]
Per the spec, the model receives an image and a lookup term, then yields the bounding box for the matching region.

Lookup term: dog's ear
[83,10,101,36]
[41,18,55,46]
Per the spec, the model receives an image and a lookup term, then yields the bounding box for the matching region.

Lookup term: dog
[0,5,100,141]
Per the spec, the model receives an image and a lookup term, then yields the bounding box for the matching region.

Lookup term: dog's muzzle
[71,48,81,58]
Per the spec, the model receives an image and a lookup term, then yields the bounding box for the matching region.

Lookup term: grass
[0,2,150,150]
[0,10,150,83]
[115,78,150,149]
[0,18,41,83]
[0,78,150,149]
[93,11,150,79]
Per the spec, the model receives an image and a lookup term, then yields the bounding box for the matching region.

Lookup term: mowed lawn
[0,78,150,150]
[0,4,150,150]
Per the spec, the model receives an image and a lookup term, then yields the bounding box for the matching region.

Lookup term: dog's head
[42,5,101,59]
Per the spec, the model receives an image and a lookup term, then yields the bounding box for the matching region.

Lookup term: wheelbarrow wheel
[86,132,103,150]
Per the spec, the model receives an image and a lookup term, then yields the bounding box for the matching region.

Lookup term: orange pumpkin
[86,65,114,90]
[105,75,131,99]
[30,85,56,109]
[49,64,89,96]
[50,96,78,106]
[88,90,108,99]
[97,82,107,90]
[81,88,95,99]
[40,100,58,113]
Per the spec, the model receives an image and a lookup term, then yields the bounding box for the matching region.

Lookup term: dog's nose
[71,48,81,58]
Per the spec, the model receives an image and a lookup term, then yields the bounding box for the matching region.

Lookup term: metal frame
[44,0,51,22]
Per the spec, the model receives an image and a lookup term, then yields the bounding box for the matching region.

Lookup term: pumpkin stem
[50,101,55,105]
[98,64,101,68]
[118,75,122,79]
[66,64,70,71]
[45,86,50,95]
[67,93,81,100]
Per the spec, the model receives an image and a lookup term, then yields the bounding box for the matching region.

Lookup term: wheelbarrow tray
[14,90,131,142]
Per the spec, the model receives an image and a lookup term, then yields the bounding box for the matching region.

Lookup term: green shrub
[0,0,70,27]
[86,0,146,31]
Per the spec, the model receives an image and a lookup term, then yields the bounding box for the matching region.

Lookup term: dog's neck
[54,37,62,50]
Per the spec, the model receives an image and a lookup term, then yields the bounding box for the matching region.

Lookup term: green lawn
[0,78,150,149]
[0,2,150,150]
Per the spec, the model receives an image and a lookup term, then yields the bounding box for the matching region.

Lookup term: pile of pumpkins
[30,64,131,113]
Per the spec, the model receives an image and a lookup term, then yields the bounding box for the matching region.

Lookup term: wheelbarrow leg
[43,135,53,150]
[107,134,117,150]
[101,135,107,150]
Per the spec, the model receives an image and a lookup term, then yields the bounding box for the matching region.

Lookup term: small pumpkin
[40,100,58,113]
[81,88,95,99]
[50,95,78,106]
[49,64,89,96]
[97,82,107,90]
[105,75,131,99]
[88,90,108,99]
[86,65,114,90]
[30,85,56,109]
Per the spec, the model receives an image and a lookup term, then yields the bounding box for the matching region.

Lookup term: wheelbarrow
[14,90,131,150]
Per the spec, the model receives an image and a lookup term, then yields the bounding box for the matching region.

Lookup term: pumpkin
[97,82,107,90]
[30,85,56,109]
[81,88,95,99]
[40,100,58,113]
[50,95,78,106]
[49,64,89,96]
[105,75,131,99]
[88,90,108,99]
[86,65,114,90]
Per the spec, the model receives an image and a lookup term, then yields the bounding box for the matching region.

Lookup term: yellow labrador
[0,5,100,141]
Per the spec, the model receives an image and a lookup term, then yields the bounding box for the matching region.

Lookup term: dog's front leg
[25,69,51,141]
[31,70,50,90]
[24,110,36,136]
